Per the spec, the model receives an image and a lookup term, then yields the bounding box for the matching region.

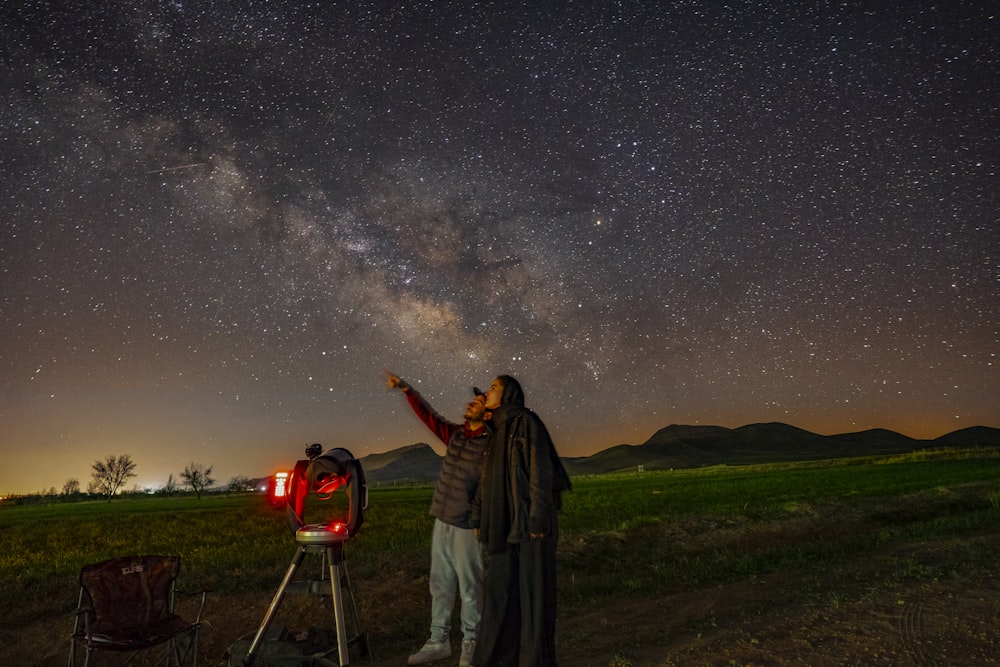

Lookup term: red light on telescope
[268,471,291,506]
[273,472,289,498]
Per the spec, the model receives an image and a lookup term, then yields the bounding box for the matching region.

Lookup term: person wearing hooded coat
[471,375,571,667]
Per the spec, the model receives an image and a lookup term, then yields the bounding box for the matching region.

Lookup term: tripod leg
[326,546,350,666]
[339,562,365,650]
[340,561,370,659]
[242,546,308,666]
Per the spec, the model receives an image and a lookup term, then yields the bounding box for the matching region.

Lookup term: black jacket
[405,389,488,529]
[473,376,571,554]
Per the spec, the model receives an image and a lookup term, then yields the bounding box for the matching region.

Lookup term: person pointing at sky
[387,372,490,667]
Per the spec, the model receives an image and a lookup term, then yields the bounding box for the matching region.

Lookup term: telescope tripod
[241,527,366,666]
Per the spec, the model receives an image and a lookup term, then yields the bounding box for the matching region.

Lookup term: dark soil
[11,531,999,666]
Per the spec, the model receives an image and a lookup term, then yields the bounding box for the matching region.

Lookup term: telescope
[286,445,367,541]
[236,445,369,666]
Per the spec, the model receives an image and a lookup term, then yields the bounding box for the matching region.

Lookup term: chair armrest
[178,588,211,623]
[71,604,96,637]
[73,605,95,617]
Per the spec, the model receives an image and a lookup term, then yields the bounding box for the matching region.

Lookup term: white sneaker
[407,640,451,665]
[459,639,476,667]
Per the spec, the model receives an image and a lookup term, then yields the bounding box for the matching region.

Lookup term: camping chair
[68,555,208,667]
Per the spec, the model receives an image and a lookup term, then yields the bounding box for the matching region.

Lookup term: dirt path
[578,574,1000,666]
[24,561,998,666]
[14,532,999,666]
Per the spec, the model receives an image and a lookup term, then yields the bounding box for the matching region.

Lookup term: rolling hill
[358,424,1000,483]
[358,443,444,485]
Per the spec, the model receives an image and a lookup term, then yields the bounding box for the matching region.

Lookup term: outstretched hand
[385,370,408,391]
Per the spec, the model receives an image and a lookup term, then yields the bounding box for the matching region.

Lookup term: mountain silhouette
[357,423,1000,483]
[932,426,1000,446]
[360,443,443,485]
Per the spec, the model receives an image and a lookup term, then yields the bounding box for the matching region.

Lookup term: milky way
[2,1,997,494]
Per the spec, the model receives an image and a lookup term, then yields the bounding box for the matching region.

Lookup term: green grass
[558,449,1000,596]
[2,447,999,662]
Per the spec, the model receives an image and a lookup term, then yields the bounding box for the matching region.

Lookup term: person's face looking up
[485,377,504,410]
[464,394,488,421]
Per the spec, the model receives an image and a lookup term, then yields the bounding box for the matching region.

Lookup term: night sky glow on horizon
[2,1,998,495]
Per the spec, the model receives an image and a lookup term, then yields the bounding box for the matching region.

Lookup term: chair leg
[66,642,91,667]
[166,627,200,667]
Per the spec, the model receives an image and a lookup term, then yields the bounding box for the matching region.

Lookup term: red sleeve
[405,390,460,445]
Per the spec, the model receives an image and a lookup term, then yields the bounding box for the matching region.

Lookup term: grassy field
[2,447,999,666]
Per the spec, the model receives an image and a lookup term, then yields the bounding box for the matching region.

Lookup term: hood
[498,374,525,407]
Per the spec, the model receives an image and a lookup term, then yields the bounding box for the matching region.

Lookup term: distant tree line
[0,453,258,506]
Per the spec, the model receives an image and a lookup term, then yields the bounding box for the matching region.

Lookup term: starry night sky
[2,1,997,495]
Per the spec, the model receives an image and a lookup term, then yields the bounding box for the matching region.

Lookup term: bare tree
[227,475,251,496]
[62,478,80,495]
[91,454,138,501]
[180,462,215,499]
[161,473,178,495]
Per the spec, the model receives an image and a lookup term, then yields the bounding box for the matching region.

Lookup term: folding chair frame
[68,555,208,667]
